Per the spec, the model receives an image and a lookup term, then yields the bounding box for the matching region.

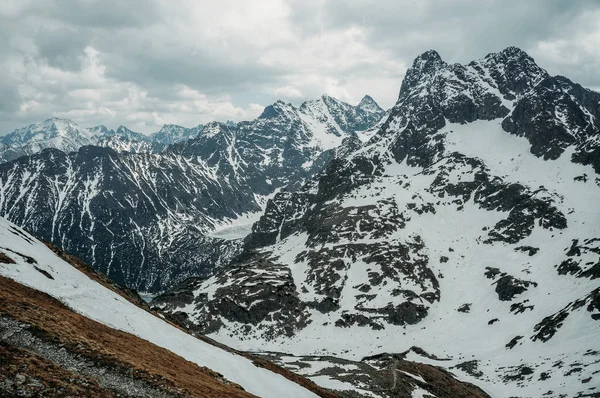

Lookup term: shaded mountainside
[0,95,385,291]
[0,146,248,291]
[153,47,600,397]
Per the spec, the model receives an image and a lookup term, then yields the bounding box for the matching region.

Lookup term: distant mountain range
[0,95,386,291]
[0,118,204,163]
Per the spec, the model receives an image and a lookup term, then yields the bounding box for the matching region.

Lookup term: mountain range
[151,47,600,397]
[0,95,386,291]
[0,118,204,163]
[0,215,494,397]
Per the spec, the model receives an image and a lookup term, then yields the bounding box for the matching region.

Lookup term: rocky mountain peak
[320,93,336,103]
[476,46,549,97]
[114,125,147,142]
[116,125,134,134]
[196,121,234,141]
[258,100,294,119]
[398,49,447,100]
[413,49,445,69]
[88,125,113,135]
[495,46,534,62]
[357,95,383,113]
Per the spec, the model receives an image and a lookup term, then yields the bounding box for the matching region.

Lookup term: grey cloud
[35,26,91,71]
[97,38,286,94]
[1,0,599,135]
[47,0,163,28]
[0,83,21,113]
[291,0,600,87]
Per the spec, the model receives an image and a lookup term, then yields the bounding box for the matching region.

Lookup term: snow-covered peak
[151,123,203,149]
[156,123,188,136]
[413,49,446,70]
[300,93,386,137]
[3,118,81,144]
[398,46,549,110]
[319,93,336,103]
[475,46,549,97]
[85,125,114,136]
[490,46,537,64]
[199,121,229,139]
[115,125,146,141]
[258,100,297,119]
[357,95,383,113]
[0,118,108,161]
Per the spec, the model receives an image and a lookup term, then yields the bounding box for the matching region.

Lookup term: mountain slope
[153,47,600,397]
[0,216,331,398]
[0,95,386,291]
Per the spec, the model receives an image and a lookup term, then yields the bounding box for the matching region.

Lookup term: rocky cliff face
[0,96,385,291]
[153,47,600,398]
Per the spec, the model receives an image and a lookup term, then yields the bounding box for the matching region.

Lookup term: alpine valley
[0,46,599,398]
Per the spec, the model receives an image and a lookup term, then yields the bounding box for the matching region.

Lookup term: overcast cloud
[1,0,599,134]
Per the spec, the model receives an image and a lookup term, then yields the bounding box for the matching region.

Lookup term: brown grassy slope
[396,360,490,398]
[0,275,257,398]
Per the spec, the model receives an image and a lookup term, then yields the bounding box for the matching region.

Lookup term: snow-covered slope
[153,47,600,397]
[0,216,319,398]
[0,95,385,292]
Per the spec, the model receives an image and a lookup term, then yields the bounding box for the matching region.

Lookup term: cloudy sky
[1,0,599,134]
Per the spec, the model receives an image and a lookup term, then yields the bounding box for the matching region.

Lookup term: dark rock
[506,336,523,349]
[494,275,537,301]
[515,246,540,256]
[457,303,471,313]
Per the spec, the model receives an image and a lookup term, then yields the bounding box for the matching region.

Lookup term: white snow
[411,386,435,398]
[400,371,426,384]
[209,211,263,240]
